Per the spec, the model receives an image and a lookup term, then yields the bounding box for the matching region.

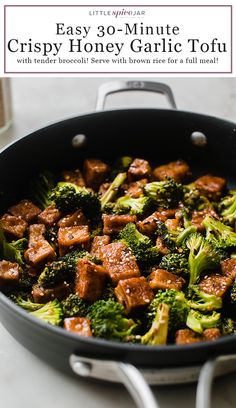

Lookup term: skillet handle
[69,354,159,408]
[95,81,177,111]
[196,353,236,408]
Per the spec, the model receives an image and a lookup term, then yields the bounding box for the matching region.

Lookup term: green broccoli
[186,285,222,311]
[119,222,159,264]
[29,299,63,326]
[88,299,138,341]
[219,193,236,226]
[30,170,56,209]
[182,186,202,211]
[38,250,99,288]
[148,289,189,333]
[203,216,236,250]
[220,317,236,336]
[186,233,222,285]
[110,156,133,179]
[113,195,153,216]
[100,172,127,209]
[159,253,189,275]
[0,228,28,266]
[186,309,221,334]
[11,294,44,311]
[141,303,169,345]
[61,294,89,318]
[155,220,176,251]
[144,178,184,209]
[50,182,101,218]
[102,283,116,301]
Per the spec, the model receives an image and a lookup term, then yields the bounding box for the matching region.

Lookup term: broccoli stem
[141,303,169,345]
[100,172,127,209]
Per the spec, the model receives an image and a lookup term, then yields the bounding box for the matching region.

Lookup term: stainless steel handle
[95,80,177,111]
[70,354,159,408]
[196,353,236,408]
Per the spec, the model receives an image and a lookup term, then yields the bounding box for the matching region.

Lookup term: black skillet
[1,81,236,408]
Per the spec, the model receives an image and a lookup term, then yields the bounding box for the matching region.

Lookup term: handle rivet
[190,131,207,147]
[72,361,92,377]
[72,134,86,149]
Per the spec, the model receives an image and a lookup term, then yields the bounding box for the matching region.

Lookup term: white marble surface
[1,78,236,408]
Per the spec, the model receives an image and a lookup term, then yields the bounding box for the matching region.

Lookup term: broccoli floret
[29,299,63,326]
[182,187,202,211]
[11,294,44,311]
[203,216,236,249]
[141,303,169,345]
[61,294,89,318]
[44,226,58,252]
[219,193,236,226]
[102,283,116,301]
[155,220,176,251]
[148,289,189,333]
[186,285,222,311]
[220,317,236,336]
[186,233,222,285]
[100,172,127,209]
[186,309,221,334]
[0,228,28,266]
[30,170,56,209]
[119,223,159,264]
[88,299,138,341]
[144,178,184,209]
[113,195,153,216]
[38,250,99,288]
[50,182,101,218]
[159,253,189,275]
[110,157,133,179]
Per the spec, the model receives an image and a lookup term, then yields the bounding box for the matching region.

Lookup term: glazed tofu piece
[128,159,151,181]
[28,224,46,247]
[138,210,176,236]
[25,240,56,266]
[0,214,28,238]
[98,182,111,196]
[90,235,111,257]
[115,277,154,313]
[58,226,90,247]
[203,328,221,341]
[38,205,61,227]
[102,214,137,235]
[194,175,226,200]
[64,317,92,337]
[165,218,180,231]
[125,179,148,198]
[8,199,41,222]
[62,169,85,187]
[32,282,71,303]
[100,242,140,284]
[221,258,236,279]
[0,260,21,287]
[199,274,232,298]
[149,269,185,291]
[191,208,219,232]
[75,259,107,302]
[57,210,87,228]
[83,159,109,191]
[153,160,191,182]
[175,329,202,345]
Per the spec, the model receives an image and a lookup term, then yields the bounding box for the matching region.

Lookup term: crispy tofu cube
[138,209,176,236]
[32,282,71,303]
[128,159,151,181]
[57,210,87,228]
[100,242,140,284]
[62,169,85,187]
[221,258,236,279]
[115,277,154,313]
[64,317,92,337]
[199,274,232,298]
[25,240,56,266]
[58,225,90,247]
[153,160,191,182]
[125,179,148,198]
[175,329,202,345]
[75,259,107,302]
[148,269,185,291]
[0,260,21,287]
[83,159,109,191]
[90,235,111,257]
[194,175,226,200]
[102,214,137,235]
[191,208,219,232]
[28,224,46,247]
[38,205,61,227]
[1,214,28,238]
[8,199,41,222]
[203,328,221,341]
